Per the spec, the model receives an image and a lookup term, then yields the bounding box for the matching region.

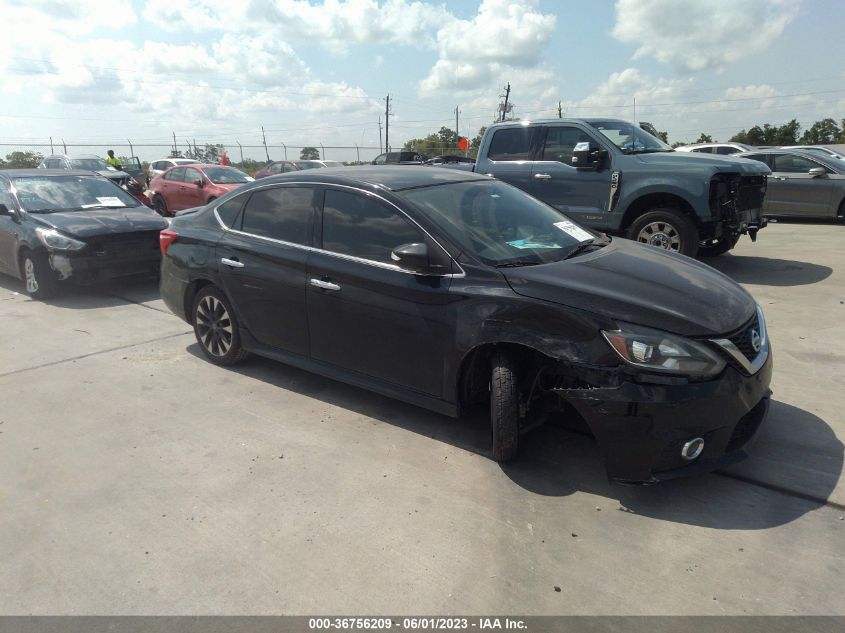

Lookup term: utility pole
[128,139,133,157]
[236,141,244,163]
[455,105,460,145]
[499,82,511,122]
[193,138,198,157]
[62,138,67,154]
[49,136,54,154]
[281,143,287,160]
[558,101,562,118]
[355,144,360,163]
[261,125,270,162]
[384,95,391,152]
[378,116,383,154]
[172,131,178,156]
[320,143,325,160]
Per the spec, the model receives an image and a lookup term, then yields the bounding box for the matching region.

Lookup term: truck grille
[710,174,767,218]
[736,175,767,211]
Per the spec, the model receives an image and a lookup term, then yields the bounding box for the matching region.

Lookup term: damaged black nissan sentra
[160,167,772,483]
[0,170,167,299]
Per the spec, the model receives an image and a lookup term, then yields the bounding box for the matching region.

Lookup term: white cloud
[257,0,450,51]
[723,84,779,100]
[612,0,800,71]
[143,0,243,31]
[419,0,556,96]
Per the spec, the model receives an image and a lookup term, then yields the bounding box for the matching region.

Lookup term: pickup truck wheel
[627,209,699,256]
[698,234,739,257]
[490,351,519,463]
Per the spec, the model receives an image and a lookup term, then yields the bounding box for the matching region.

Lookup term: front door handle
[534,173,552,180]
[310,278,341,291]
[221,257,244,268]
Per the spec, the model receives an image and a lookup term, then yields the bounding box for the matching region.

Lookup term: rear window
[241,186,316,245]
[488,128,533,161]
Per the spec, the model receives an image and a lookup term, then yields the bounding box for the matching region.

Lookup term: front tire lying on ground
[20,251,58,300]
[192,286,249,366]
[627,209,700,257]
[490,351,520,462]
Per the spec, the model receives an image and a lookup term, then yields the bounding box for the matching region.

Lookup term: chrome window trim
[710,305,769,376]
[211,181,465,278]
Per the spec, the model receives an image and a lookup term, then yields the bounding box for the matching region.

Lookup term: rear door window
[240,186,316,245]
[215,195,245,228]
[167,167,186,182]
[716,146,740,155]
[488,128,533,161]
[321,189,423,264]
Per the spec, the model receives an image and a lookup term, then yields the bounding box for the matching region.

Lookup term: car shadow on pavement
[0,274,160,309]
[706,254,832,287]
[188,346,842,531]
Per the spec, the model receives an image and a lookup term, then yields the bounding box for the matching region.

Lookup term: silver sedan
[736,149,845,220]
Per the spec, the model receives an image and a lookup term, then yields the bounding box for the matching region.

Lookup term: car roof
[247,165,489,191]
[0,169,104,177]
[735,148,843,166]
[43,154,104,160]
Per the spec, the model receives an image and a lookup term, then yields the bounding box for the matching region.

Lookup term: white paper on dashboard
[554,221,593,242]
[95,196,126,206]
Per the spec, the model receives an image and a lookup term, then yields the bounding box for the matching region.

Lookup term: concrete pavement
[0,221,842,615]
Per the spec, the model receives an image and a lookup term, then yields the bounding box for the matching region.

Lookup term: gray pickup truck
[457,118,770,256]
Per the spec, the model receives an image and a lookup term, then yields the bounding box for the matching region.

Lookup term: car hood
[210,182,246,191]
[502,239,756,337]
[98,170,127,180]
[30,206,168,238]
[633,151,771,175]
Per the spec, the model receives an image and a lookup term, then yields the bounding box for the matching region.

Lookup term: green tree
[656,130,669,143]
[800,118,840,144]
[695,133,713,143]
[3,151,43,168]
[300,146,319,159]
[731,119,800,145]
[186,143,225,162]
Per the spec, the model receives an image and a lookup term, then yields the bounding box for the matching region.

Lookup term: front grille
[726,313,760,363]
[736,175,767,211]
[86,231,160,257]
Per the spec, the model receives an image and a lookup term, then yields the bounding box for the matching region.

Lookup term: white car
[780,145,844,160]
[675,143,754,155]
[147,158,202,183]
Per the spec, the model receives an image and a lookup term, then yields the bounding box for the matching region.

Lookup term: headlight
[35,227,86,251]
[602,324,726,377]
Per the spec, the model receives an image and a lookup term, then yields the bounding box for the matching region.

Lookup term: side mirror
[390,242,430,273]
[572,142,606,170]
[194,179,204,187]
[0,203,12,217]
[809,167,826,178]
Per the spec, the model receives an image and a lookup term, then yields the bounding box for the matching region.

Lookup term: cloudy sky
[0,0,842,162]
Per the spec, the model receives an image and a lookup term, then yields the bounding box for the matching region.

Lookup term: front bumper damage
[554,352,773,484]
[47,231,161,284]
[706,173,768,242]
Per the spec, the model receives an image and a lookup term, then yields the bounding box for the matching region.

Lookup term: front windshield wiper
[495,259,542,268]
[625,148,671,155]
[562,239,605,260]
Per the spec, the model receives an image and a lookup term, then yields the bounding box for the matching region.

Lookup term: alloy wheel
[195,295,233,357]
[636,222,681,251]
[24,258,39,294]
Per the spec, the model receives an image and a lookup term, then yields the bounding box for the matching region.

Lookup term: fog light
[681,437,705,461]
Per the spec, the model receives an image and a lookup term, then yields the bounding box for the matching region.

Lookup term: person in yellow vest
[105,150,122,170]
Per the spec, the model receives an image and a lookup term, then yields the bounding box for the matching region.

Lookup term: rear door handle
[221,257,244,268]
[310,278,341,291]
[534,173,552,180]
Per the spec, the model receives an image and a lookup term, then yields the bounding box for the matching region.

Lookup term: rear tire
[20,251,58,300]
[490,351,520,462]
[627,209,699,257]
[192,286,249,366]
[153,195,168,217]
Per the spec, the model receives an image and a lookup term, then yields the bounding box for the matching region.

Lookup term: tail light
[159,229,178,254]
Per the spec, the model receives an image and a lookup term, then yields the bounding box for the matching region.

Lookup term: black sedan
[160,167,772,483]
[0,170,168,299]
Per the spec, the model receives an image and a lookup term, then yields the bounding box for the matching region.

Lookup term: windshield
[69,158,113,171]
[294,161,323,170]
[13,175,140,212]
[321,161,343,167]
[589,120,672,154]
[202,167,250,184]
[400,180,598,266]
